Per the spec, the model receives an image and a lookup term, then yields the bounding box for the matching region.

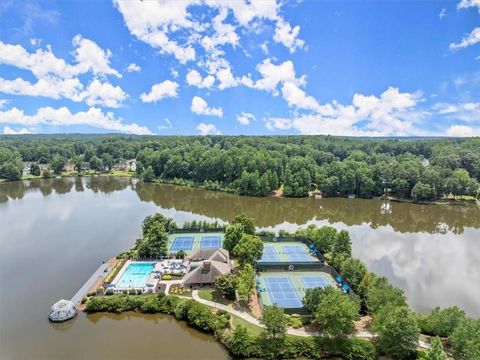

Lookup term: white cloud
[274,18,305,53]
[433,102,480,122]
[126,63,141,72]
[457,0,480,11]
[252,58,304,94]
[72,35,121,77]
[439,8,446,19]
[196,122,222,135]
[281,82,320,111]
[171,68,179,78]
[446,125,480,137]
[260,42,269,55]
[140,80,179,103]
[186,70,215,88]
[0,99,8,109]
[236,112,255,125]
[191,96,223,117]
[3,126,32,135]
[158,118,173,130]
[29,38,42,46]
[0,106,152,135]
[265,87,425,136]
[83,79,128,108]
[450,27,480,50]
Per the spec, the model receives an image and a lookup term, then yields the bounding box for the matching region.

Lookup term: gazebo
[48,299,77,322]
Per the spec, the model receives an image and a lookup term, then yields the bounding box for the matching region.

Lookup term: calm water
[1,177,479,359]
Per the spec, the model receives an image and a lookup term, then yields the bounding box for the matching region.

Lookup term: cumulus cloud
[252,58,304,94]
[457,0,480,11]
[126,63,141,72]
[446,125,480,137]
[236,112,255,125]
[186,70,215,88]
[191,96,223,117]
[433,102,480,122]
[140,80,179,103]
[83,79,128,108]
[450,27,480,50]
[265,87,425,136]
[72,35,121,77]
[3,126,33,135]
[281,82,320,111]
[196,122,222,135]
[0,106,152,135]
[274,18,305,53]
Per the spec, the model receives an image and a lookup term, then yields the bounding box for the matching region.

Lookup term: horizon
[0,0,479,137]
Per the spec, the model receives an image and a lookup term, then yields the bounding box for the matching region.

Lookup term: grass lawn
[230,314,263,336]
[197,289,231,305]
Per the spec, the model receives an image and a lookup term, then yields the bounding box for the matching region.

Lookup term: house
[114,160,129,171]
[81,162,90,171]
[183,260,231,287]
[63,163,75,172]
[22,162,32,176]
[128,159,136,172]
[183,248,231,287]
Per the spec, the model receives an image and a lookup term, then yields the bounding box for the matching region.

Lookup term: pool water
[115,263,155,288]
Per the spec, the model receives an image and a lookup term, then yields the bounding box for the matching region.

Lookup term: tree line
[1,134,479,201]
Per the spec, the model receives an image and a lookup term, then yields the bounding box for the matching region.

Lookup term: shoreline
[3,174,478,207]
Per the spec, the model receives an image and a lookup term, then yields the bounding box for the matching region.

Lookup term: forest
[0,134,479,201]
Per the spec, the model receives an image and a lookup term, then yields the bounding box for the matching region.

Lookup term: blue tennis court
[265,277,302,308]
[200,235,221,249]
[301,276,329,289]
[259,245,280,262]
[283,245,312,262]
[169,236,194,252]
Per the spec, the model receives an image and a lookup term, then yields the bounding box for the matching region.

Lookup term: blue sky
[0,0,479,136]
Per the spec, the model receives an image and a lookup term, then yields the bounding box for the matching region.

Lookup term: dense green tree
[419,306,466,337]
[450,317,480,360]
[332,230,352,256]
[260,305,288,339]
[314,287,359,337]
[334,255,367,292]
[366,276,407,314]
[0,161,22,180]
[228,325,254,357]
[137,214,175,257]
[51,155,66,174]
[233,234,264,268]
[30,163,41,176]
[214,274,237,300]
[372,305,420,359]
[236,263,255,302]
[423,337,448,360]
[297,225,339,253]
[231,214,255,235]
[223,223,244,252]
[142,166,155,182]
[411,182,435,201]
[89,155,103,171]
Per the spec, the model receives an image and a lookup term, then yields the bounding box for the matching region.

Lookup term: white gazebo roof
[48,299,77,322]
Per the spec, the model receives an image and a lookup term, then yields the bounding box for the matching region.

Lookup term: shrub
[81,297,87,304]
[187,301,214,333]
[418,306,466,337]
[228,325,255,358]
[162,274,172,280]
[105,289,114,295]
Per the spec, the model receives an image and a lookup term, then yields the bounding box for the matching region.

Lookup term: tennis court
[258,245,281,262]
[264,276,302,308]
[200,235,221,249]
[257,271,337,309]
[259,242,318,263]
[169,236,194,252]
[167,232,224,253]
[301,276,329,289]
[283,245,312,262]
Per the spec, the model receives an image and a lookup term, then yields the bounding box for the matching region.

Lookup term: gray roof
[183,260,231,285]
[188,248,230,263]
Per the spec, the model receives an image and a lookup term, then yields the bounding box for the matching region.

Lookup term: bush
[105,289,114,295]
[81,297,87,304]
[418,306,466,337]
[187,301,215,333]
[162,274,172,280]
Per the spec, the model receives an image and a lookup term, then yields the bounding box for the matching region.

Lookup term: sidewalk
[191,290,430,348]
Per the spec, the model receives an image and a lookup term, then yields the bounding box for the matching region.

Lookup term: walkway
[191,290,430,349]
[71,262,109,304]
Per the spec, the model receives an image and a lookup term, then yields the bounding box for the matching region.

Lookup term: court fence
[257,236,326,263]
[170,227,225,234]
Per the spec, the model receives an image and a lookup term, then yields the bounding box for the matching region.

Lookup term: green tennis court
[167,232,224,254]
[257,271,337,309]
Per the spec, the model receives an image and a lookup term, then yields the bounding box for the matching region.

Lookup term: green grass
[198,288,231,305]
[230,314,264,336]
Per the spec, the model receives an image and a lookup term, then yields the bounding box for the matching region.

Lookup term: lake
[1,177,479,359]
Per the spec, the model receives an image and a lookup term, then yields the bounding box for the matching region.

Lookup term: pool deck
[71,262,109,305]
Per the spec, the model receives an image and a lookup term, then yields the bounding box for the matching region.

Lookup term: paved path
[191,290,430,349]
[71,262,108,304]
[161,279,183,294]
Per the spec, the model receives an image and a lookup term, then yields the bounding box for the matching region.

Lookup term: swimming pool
[114,263,155,288]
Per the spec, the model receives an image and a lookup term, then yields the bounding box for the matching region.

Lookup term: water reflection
[2,177,478,234]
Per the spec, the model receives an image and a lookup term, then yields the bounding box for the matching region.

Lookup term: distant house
[63,163,75,172]
[113,159,136,172]
[38,164,50,172]
[22,162,32,176]
[183,248,231,287]
[81,162,91,171]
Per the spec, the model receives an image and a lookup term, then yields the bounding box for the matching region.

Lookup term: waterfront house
[183,260,231,287]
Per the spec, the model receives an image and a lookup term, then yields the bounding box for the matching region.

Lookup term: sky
[0,0,479,137]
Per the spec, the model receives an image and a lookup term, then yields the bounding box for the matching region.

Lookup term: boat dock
[70,262,109,304]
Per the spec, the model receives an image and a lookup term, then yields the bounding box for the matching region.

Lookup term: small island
[59,213,479,360]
